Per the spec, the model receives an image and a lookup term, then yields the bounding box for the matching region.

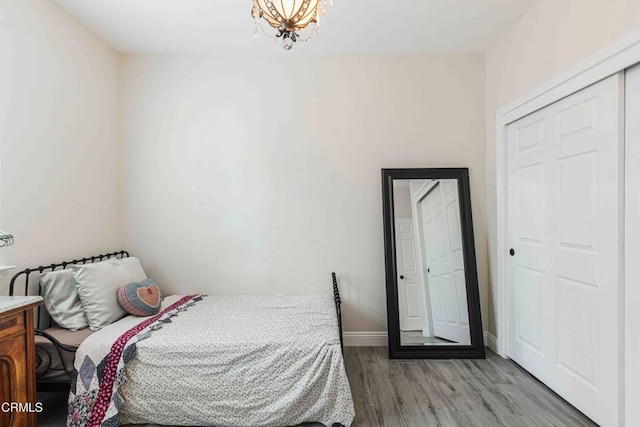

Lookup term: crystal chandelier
[251,0,333,50]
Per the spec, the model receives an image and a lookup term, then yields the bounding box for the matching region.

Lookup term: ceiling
[54,0,540,55]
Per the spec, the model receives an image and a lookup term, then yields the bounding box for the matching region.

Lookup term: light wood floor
[346,347,596,427]
[38,347,596,427]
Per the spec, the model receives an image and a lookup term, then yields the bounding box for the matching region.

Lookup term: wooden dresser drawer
[0,311,25,340]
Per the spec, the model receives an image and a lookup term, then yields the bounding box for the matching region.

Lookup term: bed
[9,251,354,427]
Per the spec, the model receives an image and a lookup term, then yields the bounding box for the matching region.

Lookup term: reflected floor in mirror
[400,330,453,346]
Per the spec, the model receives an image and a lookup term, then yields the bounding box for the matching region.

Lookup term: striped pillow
[117,279,162,317]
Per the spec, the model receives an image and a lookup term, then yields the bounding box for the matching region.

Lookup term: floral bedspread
[67,295,202,427]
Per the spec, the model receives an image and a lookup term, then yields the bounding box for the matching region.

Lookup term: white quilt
[73,294,355,427]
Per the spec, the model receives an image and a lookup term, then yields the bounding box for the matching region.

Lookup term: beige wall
[0,0,122,293]
[122,54,487,332]
[485,0,640,334]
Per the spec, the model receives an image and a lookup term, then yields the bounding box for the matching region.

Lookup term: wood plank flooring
[38,347,596,427]
[346,347,596,427]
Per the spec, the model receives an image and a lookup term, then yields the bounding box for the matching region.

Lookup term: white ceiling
[54,0,540,55]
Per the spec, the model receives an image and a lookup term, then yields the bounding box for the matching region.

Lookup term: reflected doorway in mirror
[394,179,470,346]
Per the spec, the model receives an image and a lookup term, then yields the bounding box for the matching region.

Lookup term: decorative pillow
[73,257,147,331]
[117,278,162,317]
[40,269,89,331]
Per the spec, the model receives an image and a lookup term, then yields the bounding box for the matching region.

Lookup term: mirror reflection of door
[395,179,471,346]
[394,183,424,332]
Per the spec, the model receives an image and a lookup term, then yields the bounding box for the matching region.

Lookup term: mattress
[70,294,354,427]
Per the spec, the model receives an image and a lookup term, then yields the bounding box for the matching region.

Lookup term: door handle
[400,275,405,279]
[510,248,515,256]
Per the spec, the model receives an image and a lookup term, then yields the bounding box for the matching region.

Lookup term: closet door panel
[625,63,640,426]
[507,74,623,427]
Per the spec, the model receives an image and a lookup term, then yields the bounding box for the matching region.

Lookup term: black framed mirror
[382,168,485,359]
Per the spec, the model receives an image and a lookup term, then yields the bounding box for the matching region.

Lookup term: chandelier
[251,0,333,50]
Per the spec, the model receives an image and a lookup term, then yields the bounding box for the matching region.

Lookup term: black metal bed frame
[8,250,129,391]
[7,251,345,390]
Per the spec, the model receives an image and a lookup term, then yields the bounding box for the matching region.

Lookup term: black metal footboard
[331,272,344,353]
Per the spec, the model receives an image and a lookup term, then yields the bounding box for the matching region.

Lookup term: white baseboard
[484,331,499,353]
[343,331,388,347]
[343,330,500,350]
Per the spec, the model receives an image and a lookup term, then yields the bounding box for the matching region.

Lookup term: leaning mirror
[382,168,485,358]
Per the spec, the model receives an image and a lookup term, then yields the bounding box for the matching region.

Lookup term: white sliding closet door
[507,74,623,426]
[625,64,640,426]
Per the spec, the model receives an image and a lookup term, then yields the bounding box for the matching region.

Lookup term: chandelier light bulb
[282,36,293,50]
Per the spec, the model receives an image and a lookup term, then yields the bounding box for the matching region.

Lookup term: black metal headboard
[8,250,129,330]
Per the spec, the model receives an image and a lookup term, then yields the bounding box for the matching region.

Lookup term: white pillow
[40,269,89,331]
[73,257,147,331]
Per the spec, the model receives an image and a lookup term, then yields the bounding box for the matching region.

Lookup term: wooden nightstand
[0,296,42,427]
